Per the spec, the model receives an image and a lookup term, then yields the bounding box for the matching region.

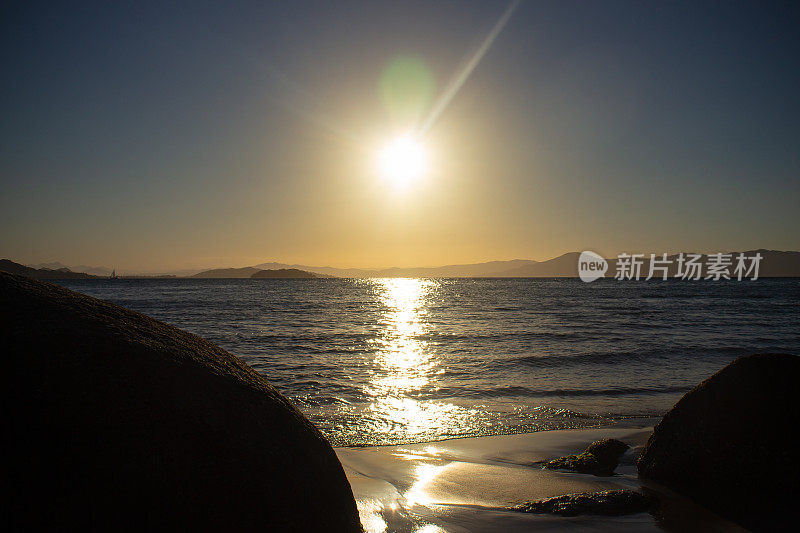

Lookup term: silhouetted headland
[0,258,97,279]
[250,268,319,278]
[194,250,800,278]
[5,250,799,278]
[190,266,262,278]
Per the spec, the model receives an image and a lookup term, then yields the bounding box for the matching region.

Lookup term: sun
[377,135,428,186]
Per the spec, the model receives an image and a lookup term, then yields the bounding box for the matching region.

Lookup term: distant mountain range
[28,261,112,277]
[191,250,800,278]
[479,250,800,278]
[1,259,98,279]
[189,266,260,278]
[5,249,800,279]
[251,268,320,279]
[191,266,327,278]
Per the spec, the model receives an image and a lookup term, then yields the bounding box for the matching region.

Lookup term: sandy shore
[336,426,744,532]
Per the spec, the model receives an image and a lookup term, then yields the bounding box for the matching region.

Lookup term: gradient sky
[2,1,798,272]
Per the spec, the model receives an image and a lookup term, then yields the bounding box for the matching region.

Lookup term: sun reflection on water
[403,462,449,507]
[364,278,475,441]
[357,499,388,533]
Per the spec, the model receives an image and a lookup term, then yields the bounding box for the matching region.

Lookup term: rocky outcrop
[2,272,362,532]
[638,353,800,531]
[513,490,655,516]
[540,438,629,476]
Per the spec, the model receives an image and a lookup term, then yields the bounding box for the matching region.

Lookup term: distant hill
[748,250,800,277]
[190,267,261,279]
[250,251,799,278]
[69,264,113,276]
[247,259,538,278]
[27,261,70,271]
[1,259,97,279]
[367,259,538,278]
[250,268,318,279]
[10,250,800,279]
[489,250,800,278]
[296,250,800,278]
[28,262,112,277]
[190,250,800,278]
[486,253,580,277]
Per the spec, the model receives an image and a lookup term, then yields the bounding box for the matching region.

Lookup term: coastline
[337,426,744,532]
[5,273,796,531]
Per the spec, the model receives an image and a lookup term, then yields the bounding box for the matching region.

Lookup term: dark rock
[2,272,362,532]
[540,438,629,476]
[637,353,800,532]
[513,490,655,516]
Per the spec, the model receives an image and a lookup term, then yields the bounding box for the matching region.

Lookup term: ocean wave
[499,347,747,369]
[426,384,692,399]
[59,277,800,447]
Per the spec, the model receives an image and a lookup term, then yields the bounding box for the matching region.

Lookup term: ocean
[58,277,800,446]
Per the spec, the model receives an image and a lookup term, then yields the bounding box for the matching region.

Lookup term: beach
[5,272,797,531]
[27,277,800,531]
[4,0,799,529]
[338,425,745,532]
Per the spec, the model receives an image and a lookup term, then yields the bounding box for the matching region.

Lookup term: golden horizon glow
[376,135,429,187]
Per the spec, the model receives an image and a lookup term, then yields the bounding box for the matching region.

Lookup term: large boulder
[2,272,362,532]
[637,353,799,531]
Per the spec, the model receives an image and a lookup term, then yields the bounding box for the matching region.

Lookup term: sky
[1,0,799,272]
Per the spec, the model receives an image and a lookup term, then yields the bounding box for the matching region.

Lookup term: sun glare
[377,136,428,186]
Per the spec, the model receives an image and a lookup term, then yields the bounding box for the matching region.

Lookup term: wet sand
[336,426,744,533]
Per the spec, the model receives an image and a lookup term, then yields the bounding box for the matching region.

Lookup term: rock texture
[2,272,362,532]
[513,490,655,516]
[638,353,799,531]
[541,438,629,476]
